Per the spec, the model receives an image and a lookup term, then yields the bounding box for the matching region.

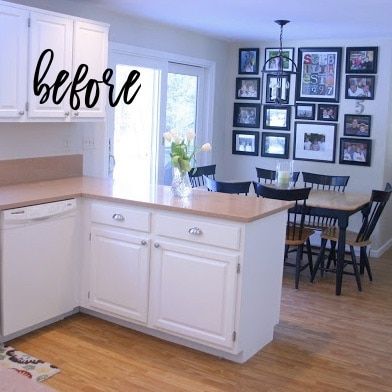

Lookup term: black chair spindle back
[188,164,216,187]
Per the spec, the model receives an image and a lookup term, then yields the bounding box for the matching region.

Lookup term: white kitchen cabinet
[28,12,73,119]
[72,21,108,119]
[0,4,28,119]
[149,240,239,349]
[89,227,150,323]
[0,1,109,122]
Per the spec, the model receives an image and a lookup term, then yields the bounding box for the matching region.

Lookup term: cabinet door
[0,5,28,119]
[72,21,108,119]
[28,12,73,118]
[149,241,239,349]
[90,228,149,323]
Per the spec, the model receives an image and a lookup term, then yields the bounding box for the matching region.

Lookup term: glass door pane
[163,63,204,185]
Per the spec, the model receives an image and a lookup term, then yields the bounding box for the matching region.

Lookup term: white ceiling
[83,0,392,42]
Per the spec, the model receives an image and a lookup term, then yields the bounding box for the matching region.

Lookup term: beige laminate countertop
[0,177,293,222]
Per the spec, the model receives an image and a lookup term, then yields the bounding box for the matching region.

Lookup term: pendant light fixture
[262,20,298,105]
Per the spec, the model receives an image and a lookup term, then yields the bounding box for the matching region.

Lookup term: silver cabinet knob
[112,213,125,222]
[64,111,70,116]
[154,243,160,248]
[141,240,147,246]
[188,227,202,235]
[18,110,25,115]
[74,111,79,117]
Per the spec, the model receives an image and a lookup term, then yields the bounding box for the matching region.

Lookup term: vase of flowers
[163,130,212,198]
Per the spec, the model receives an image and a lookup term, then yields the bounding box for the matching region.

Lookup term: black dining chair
[256,167,300,186]
[302,172,350,230]
[204,176,251,195]
[302,172,350,192]
[253,182,314,289]
[188,164,216,187]
[311,189,391,291]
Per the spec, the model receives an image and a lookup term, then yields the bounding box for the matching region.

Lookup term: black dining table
[305,190,371,295]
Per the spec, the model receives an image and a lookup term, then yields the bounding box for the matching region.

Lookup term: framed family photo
[232,130,259,156]
[294,122,337,163]
[344,114,371,137]
[317,104,339,122]
[261,132,290,159]
[264,47,294,72]
[345,47,378,74]
[345,75,375,100]
[295,103,316,120]
[263,105,291,130]
[238,48,260,75]
[233,103,261,128]
[235,77,261,100]
[265,74,290,104]
[339,138,371,166]
[296,47,342,102]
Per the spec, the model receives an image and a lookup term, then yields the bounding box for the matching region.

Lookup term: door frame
[106,42,216,181]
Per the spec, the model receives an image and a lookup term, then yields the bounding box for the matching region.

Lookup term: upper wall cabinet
[28,12,73,119]
[0,6,28,118]
[0,2,109,122]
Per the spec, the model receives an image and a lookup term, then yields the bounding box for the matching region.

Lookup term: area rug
[0,345,60,382]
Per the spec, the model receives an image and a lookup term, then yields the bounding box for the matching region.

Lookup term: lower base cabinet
[89,227,149,323]
[149,240,239,349]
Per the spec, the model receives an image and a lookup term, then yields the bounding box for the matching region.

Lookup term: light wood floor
[10,249,392,392]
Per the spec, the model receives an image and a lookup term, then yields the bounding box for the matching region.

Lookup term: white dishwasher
[1,199,78,337]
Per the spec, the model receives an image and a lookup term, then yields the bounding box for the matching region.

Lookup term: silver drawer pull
[141,240,147,246]
[188,227,202,235]
[154,242,160,248]
[112,213,125,222]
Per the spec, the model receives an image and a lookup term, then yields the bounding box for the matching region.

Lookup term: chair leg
[311,238,327,282]
[326,240,337,269]
[306,238,313,276]
[284,245,289,260]
[350,246,362,292]
[295,245,303,289]
[361,247,373,281]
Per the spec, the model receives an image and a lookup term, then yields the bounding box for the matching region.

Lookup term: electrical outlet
[83,136,95,150]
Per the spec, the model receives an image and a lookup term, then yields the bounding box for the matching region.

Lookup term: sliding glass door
[108,48,210,186]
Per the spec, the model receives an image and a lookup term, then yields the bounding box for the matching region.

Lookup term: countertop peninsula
[0,176,292,222]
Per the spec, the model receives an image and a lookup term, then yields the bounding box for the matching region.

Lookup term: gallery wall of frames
[232,46,378,167]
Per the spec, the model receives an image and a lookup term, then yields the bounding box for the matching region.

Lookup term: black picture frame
[235,77,261,100]
[264,47,295,72]
[296,47,342,103]
[317,104,339,122]
[345,75,375,100]
[232,130,259,156]
[345,47,378,74]
[339,138,372,166]
[233,103,261,128]
[265,74,290,104]
[238,48,260,75]
[343,114,371,137]
[263,105,291,130]
[295,103,316,120]
[294,121,337,163]
[261,132,290,159]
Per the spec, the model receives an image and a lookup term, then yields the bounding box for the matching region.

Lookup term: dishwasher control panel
[2,199,77,223]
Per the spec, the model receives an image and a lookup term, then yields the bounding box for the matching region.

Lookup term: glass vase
[171,167,192,198]
[276,160,294,188]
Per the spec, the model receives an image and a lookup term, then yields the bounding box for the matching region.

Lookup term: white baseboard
[369,237,392,258]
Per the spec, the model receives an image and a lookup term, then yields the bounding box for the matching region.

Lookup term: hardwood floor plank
[10,249,392,391]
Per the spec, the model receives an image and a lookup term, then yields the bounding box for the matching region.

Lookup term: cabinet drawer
[91,203,150,232]
[154,214,241,250]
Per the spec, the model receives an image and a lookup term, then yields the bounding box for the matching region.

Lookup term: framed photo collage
[232,45,378,166]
